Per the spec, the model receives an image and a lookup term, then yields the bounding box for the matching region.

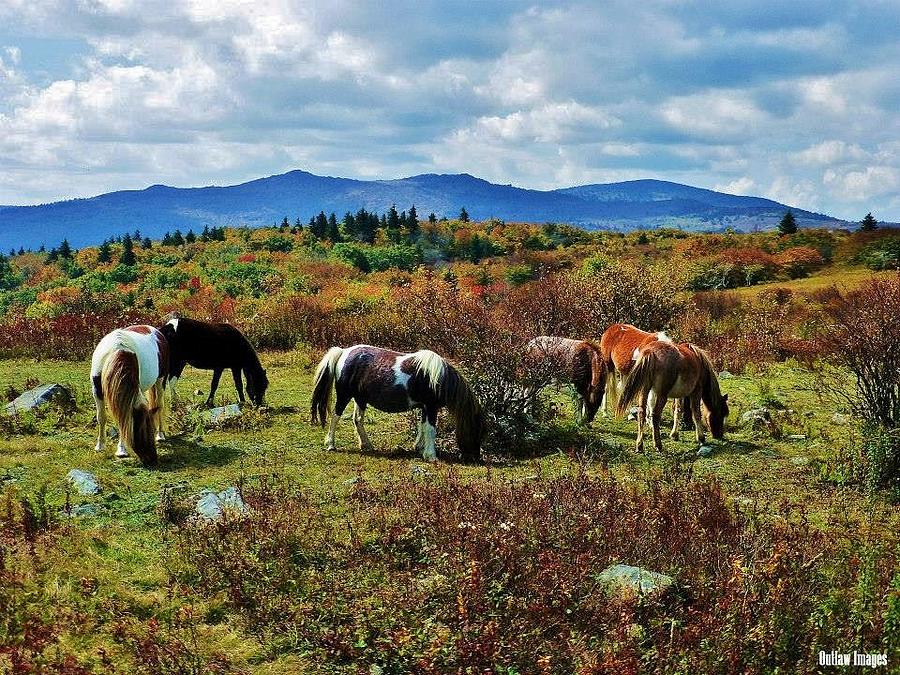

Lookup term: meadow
[1,216,899,673]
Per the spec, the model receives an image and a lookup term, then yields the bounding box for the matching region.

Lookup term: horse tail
[438,361,485,462]
[311,347,343,426]
[102,350,157,465]
[616,348,657,417]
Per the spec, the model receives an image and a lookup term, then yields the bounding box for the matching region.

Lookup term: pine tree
[120,233,136,266]
[327,212,340,241]
[860,212,878,232]
[142,237,152,249]
[172,230,185,246]
[459,207,470,223]
[408,205,419,237]
[777,210,797,236]
[428,212,437,224]
[311,211,329,239]
[47,248,59,262]
[185,229,196,244]
[97,240,112,264]
[201,225,211,242]
[17,247,24,256]
[293,218,303,234]
[162,232,173,246]
[58,239,72,259]
[387,204,400,230]
[280,217,290,232]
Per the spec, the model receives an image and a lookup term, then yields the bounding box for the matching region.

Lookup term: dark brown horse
[524,336,606,424]
[615,341,729,452]
[159,316,268,406]
[310,344,484,461]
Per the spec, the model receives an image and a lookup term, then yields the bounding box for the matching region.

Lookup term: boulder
[697,445,714,458]
[740,408,775,432]
[4,384,73,416]
[66,469,101,496]
[203,404,241,424]
[596,564,674,598]
[195,486,247,521]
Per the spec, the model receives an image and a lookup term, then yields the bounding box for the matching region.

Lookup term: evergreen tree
[201,225,211,242]
[387,204,400,230]
[312,211,329,239]
[428,212,437,224]
[133,230,141,242]
[293,218,303,234]
[120,233,136,266]
[142,237,152,249]
[17,247,24,256]
[185,229,197,244]
[172,230,185,246]
[408,205,419,237]
[860,212,878,232]
[58,239,72,259]
[8,249,14,257]
[327,212,340,241]
[38,244,45,253]
[777,210,797,236]
[459,207,470,223]
[47,247,59,262]
[281,217,290,232]
[162,232,173,246]
[97,240,112,264]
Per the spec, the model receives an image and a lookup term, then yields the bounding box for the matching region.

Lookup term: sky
[0,0,898,221]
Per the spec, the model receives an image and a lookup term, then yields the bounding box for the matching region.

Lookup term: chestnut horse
[310,345,484,462]
[615,341,729,452]
[524,336,606,424]
[599,323,674,414]
[90,325,170,465]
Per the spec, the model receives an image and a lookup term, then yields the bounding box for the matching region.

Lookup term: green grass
[1,350,897,671]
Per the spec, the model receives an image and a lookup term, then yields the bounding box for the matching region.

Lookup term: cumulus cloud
[0,0,898,220]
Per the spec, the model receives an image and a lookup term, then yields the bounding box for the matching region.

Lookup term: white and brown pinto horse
[310,345,484,462]
[524,336,606,424]
[599,323,675,413]
[615,341,729,452]
[90,325,170,466]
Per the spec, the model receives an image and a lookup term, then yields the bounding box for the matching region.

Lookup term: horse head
[246,367,269,406]
[706,393,729,439]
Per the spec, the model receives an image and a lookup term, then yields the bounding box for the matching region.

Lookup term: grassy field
[2,347,898,672]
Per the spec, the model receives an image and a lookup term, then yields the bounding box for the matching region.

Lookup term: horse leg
[413,409,426,450]
[670,399,681,441]
[691,393,706,445]
[635,391,648,453]
[651,392,666,452]
[352,402,373,452]
[232,368,245,403]
[206,369,223,407]
[421,407,438,462]
[93,391,107,453]
[325,393,351,452]
[151,380,167,441]
[680,396,695,430]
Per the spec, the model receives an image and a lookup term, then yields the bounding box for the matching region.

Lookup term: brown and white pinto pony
[90,325,170,466]
[615,341,729,452]
[310,345,484,462]
[524,336,606,424]
[599,323,674,414]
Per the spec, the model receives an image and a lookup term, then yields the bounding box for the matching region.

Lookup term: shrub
[857,236,900,271]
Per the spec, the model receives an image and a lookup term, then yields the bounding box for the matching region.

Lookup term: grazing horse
[310,345,484,462]
[524,336,606,424]
[615,341,729,452]
[90,325,170,465]
[159,316,268,406]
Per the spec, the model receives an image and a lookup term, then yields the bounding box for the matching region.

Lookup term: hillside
[0,170,845,249]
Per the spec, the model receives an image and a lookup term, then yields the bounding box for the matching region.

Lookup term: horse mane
[687,344,724,412]
[409,350,446,390]
[438,362,484,461]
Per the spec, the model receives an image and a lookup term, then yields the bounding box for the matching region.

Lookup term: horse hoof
[94,442,104,452]
[155,432,166,441]
[115,449,129,458]
[324,443,336,452]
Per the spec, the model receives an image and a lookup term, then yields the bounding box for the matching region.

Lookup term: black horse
[159,316,268,406]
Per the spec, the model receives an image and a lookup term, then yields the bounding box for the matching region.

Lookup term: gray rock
[4,384,73,415]
[791,456,810,466]
[719,370,734,379]
[69,503,102,518]
[66,469,101,496]
[697,445,714,458]
[597,564,674,598]
[786,434,807,441]
[740,408,775,433]
[195,486,247,520]
[831,412,849,425]
[411,466,432,478]
[203,404,242,424]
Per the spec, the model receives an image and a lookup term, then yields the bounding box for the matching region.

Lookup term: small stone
[203,404,242,424]
[596,564,674,598]
[791,456,810,466]
[831,412,849,425]
[719,370,734,379]
[786,434,807,440]
[697,445,713,458]
[66,469,101,496]
[4,384,74,416]
[411,466,432,477]
[344,476,361,485]
[195,486,247,521]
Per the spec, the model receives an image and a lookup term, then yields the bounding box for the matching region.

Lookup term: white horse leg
[691,394,706,445]
[413,410,425,450]
[353,403,373,452]
[421,421,437,462]
[152,381,166,441]
[670,399,681,440]
[324,407,339,451]
[116,439,129,458]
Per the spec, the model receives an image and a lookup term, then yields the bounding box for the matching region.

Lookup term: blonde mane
[409,350,446,390]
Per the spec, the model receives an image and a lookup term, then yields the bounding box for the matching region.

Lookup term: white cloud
[715,177,756,195]
[661,91,769,140]
[823,166,900,202]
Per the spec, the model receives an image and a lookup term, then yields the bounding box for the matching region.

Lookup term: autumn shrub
[808,274,900,489]
[856,236,900,271]
[775,246,825,278]
[172,472,900,674]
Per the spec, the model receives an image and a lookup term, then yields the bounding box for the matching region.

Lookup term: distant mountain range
[0,170,848,249]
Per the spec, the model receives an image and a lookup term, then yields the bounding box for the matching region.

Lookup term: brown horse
[599,323,674,414]
[524,336,606,424]
[615,341,729,452]
[310,345,484,462]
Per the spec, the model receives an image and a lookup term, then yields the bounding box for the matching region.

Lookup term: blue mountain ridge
[0,170,846,249]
